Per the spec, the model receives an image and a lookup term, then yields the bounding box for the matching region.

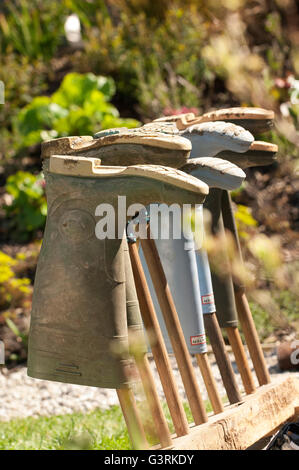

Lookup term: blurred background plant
[0,0,66,61]
[0,251,32,312]
[0,0,298,364]
[0,248,36,364]
[14,72,139,148]
[201,209,298,342]
[4,172,47,241]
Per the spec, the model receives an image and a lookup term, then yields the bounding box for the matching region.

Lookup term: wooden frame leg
[225,326,256,394]
[196,352,224,414]
[204,312,242,404]
[128,241,190,437]
[221,190,270,386]
[117,388,149,450]
[235,290,271,385]
[125,239,172,447]
[134,353,173,447]
[140,227,208,425]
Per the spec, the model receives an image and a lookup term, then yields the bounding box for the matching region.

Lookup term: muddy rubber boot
[180,121,254,158]
[139,156,246,404]
[186,110,276,387]
[153,109,276,387]
[27,155,208,389]
[124,240,147,357]
[140,157,245,353]
[139,208,208,356]
[138,120,253,342]
[181,158,257,398]
[202,187,239,328]
[216,141,278,168]
[199,110,276,387]
[182,156,246,191]
[41,129,191,168]
[154,107,275,134]
[181,109,277,167]
[154,108,277,167]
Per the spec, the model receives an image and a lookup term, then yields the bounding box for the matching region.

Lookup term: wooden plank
[164,376,299,450]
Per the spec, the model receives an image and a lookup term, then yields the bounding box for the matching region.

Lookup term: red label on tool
[201,293,214,305]
[190,334,206,346]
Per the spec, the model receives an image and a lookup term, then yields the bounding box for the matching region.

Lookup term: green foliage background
[1,0,298,159]
[0,0,298,360]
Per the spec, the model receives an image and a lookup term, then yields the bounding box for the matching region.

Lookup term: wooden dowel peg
[203,312,242,404]
[235,290,271,386]
[195,353,224,414]
[135,354,173,447]
[225,326,256,394]
[140,227,208,425]
[117,388,149,450]
[221,191,270,386]
[128,241,190,437]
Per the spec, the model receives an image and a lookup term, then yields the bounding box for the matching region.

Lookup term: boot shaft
[28,155,208,388]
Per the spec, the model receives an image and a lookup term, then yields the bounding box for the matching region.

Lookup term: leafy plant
[15,72,139,147]
[0,251,32,311]
[81,5,207,117]
[4,172,47,241]
[0,52,48,162]
[234,204,258,240]
[0,0,66,60]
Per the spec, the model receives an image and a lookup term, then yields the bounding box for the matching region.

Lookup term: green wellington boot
[178,107,276,385]
[27,155,208,389]
[41,128,191,168]
[155,106,275,134]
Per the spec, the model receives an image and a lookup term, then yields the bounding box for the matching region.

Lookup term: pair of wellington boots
[29,119,250,387]
[28,107,277,389]
[141,107,277,350]
[28,132,209,389]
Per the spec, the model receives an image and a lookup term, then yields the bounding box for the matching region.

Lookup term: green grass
[0,406,131,450]
[0,399,217,450]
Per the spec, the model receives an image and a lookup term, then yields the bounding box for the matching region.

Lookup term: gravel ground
[0,350,298,422]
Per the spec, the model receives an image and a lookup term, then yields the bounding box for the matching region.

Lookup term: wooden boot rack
[117,223,299,450]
